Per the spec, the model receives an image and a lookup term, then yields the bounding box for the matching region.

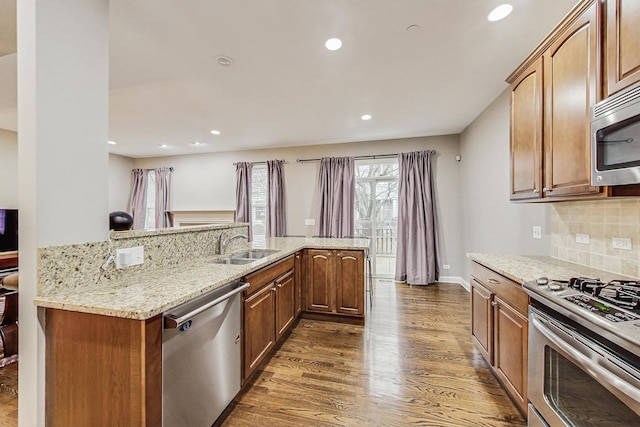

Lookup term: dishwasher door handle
[164,282,250,329]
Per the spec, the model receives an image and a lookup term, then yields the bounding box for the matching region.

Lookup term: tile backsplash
[551,199,640,277]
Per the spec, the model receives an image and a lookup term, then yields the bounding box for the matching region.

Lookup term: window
[251,165,267,243]
[144,170,156,230]
[354,159,399,277]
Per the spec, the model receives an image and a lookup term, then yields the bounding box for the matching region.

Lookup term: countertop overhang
[35,237,370,320]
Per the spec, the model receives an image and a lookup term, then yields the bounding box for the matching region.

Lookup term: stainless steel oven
[592,80,640,186]
[528,306,640,426]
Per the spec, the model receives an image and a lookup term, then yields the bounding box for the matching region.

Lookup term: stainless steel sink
[230,250,278,260]
[212,257,255,265]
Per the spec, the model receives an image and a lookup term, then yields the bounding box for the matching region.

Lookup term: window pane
[144,170,156,230]
[355,159,398,277]
[251,166,267,243]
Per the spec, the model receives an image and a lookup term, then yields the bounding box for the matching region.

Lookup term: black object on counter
[109,211,133,231]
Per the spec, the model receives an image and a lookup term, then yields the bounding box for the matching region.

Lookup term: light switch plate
[532,226,542,239]
[576,233,590,245]
[443,264,451,270]
[612,237,632,251]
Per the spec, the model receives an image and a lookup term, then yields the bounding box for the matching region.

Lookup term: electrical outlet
[305,218,315,226]
[443,264,451,270]
[612,237,632,251]
[576,233,590,245]
[532,226,542,239]
[115,246,145,269]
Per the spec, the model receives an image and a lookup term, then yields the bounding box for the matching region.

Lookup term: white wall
[0,129,17,207]
[459,89,550,283]
[108,153,134,212]
[134,135,465,278]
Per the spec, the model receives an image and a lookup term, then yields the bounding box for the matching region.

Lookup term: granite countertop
[35,237,370,320]
[467,253,634,285]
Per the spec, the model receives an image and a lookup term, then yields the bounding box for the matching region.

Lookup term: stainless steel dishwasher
[162,280,249,427]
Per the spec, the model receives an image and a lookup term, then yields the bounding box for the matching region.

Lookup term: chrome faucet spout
[220,233,249,254]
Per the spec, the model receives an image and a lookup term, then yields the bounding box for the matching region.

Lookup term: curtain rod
[296,151,436,163]
[133,167,174,172]
[232,159,286,166]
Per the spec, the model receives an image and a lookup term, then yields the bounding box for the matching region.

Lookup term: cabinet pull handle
[487,278,500,285]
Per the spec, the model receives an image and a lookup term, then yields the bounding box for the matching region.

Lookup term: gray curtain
[267,160,286,237]
[314,156,355,238]
[128,168,148,230]
[394,150,440,285]
[235,162,253,239]
[155,167,173,228]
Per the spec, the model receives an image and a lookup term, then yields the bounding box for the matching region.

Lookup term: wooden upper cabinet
[510,57,543,200]
[543,2,601,198]
[605,0,640,97]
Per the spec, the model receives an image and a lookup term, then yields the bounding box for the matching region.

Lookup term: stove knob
[548,283,563,291]
[537,277,549,286]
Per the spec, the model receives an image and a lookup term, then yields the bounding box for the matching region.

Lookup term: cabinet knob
[543,187,551,192]
[533,188,539,194]
[491,301,497,307]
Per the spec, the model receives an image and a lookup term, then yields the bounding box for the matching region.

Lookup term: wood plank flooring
[223,281,525,427]
[0,362,17,427]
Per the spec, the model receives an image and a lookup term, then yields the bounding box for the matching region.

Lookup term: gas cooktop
[523,276,640,356]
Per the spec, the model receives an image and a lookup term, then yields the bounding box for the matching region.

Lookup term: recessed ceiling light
[107,140,117,145]
[325,38,342,51]
[190,141,204,146]
[159,144,170,149]
[406,24,419,32]
[210,130,221,135]
[216,55,233,66]
[361,114,372,121]
[488,4,513,22]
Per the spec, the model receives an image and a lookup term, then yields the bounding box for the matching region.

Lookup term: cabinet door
[470,279,493,364]
[335,250,364,316]
[294,251,303,317]
[606,0,640,97]
[543,3,601,198]
[510,57,543,201]
[306,249,333,313]
[493,296,528,415]
[243,284,275,382]
[275,270,295,341]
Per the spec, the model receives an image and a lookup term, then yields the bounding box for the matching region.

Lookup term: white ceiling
[0,0,578,158]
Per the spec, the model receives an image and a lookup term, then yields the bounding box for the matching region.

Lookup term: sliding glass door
[354,160,399,277]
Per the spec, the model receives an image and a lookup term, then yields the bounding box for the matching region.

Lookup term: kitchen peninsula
[36,224,369,426]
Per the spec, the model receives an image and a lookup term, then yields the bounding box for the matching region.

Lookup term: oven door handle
[531,314,640,410]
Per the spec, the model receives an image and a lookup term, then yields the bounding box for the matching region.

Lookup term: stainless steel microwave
[592,81,640,186]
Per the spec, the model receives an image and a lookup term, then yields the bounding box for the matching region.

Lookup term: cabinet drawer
[244,255,295,297]
[471,262,528,316]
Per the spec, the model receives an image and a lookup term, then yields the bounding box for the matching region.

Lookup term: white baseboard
[438,276,470,292]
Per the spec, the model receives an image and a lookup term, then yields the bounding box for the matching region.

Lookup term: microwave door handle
[531,315,640,411]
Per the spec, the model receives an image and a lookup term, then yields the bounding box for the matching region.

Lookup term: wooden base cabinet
[305,249,364,319]
[45,309,162,427]
[470,262,528,415]
[242,255,296,383]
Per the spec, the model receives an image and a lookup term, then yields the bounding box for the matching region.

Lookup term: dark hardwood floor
[224,280,525,426]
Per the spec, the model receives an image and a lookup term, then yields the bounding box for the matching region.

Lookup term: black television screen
[0,209,18,252]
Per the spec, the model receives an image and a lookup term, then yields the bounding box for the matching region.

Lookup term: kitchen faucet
[220,233,249,254]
